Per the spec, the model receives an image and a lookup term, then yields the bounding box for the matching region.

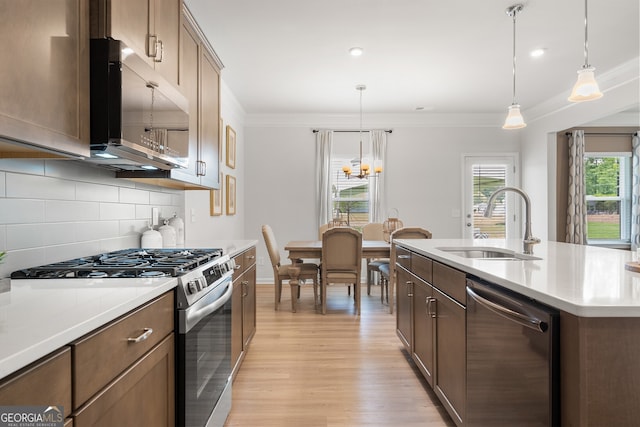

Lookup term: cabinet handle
[127,327,153,343]
[398,255,410,259]
[154,39,164,63]
[234,264,242,270]
[407,281,413,297]
[427,297,437,318]
[148,34,158,58]
[242,280,249,297]
[247,255,255,260]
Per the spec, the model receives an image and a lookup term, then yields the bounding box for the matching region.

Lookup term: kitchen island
[394,238,640,426]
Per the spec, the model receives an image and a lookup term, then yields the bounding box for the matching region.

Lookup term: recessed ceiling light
[349,47,364,56]
[530,48,546,58]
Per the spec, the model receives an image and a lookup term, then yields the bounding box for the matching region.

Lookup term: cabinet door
[199,48,221,189]
[177,16,200,180]
[107,0,151,61]
[73,334,175,427]
[0,347,72,419]
[395,266,412,351]
[0,0,89,158]
[231,277,243,379]
[153,0,180,86]
[242,265,257,348]
[433,287,466,425]
[412,277,435,387]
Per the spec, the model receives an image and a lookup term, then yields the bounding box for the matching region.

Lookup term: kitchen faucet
[484,186,541,254]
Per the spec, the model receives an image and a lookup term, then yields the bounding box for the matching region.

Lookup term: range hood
[88,38,190,172]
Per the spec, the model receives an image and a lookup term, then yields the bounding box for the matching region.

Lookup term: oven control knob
[187,281,199,294]
[199,277,208,289]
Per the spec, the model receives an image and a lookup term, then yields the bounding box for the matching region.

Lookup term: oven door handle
[181,278,233,333]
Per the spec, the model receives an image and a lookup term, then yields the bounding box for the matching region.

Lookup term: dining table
[283,240,390,312]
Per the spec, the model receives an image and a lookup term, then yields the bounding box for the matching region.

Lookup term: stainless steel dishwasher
[466,278,559,427]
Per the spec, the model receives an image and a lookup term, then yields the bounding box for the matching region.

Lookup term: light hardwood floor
[225,283,455,427]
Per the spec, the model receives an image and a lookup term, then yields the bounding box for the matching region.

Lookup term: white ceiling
[184,0,639,116]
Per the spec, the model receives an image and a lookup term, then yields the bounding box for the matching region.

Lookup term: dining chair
[318,223,330,239]
[262,224,319,312]
[362,222,388,297]
[384,227,433,314]
[320,227,363,315]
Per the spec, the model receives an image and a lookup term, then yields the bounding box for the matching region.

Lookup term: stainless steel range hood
[88,38,190,172]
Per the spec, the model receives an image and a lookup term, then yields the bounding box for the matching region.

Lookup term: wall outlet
[257,256,265,266]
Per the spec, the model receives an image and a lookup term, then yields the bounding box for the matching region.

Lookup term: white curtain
[631,133,640,250]
[566,130,587,244]
[315,130,333,228]
[369,130,387,222]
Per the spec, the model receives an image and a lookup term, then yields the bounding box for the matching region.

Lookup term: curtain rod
[312,129,392,134]
[564,132,635,137]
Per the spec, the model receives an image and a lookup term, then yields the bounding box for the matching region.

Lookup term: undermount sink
[437,246,542,261]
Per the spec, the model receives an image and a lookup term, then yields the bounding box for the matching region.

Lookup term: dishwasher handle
[466,286,548,333]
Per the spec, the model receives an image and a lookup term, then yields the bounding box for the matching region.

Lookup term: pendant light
[568,0,603,102]
[342,84,382,179]
[502,4,526,130]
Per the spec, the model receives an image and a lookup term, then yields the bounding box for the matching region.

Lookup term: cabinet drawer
[233,247,256,279]
[412,252,432,283]
[396,246,412,270]
[73,333,175,427]
[72,292,174,408]
[0,347,72,418]
[433,262,466,305]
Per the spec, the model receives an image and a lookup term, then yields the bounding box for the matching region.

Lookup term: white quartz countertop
[0,240,257,380]
[395,238,640,317]
[0,276,177,379]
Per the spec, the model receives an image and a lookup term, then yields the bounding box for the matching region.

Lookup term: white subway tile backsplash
[135,205,152,220]
[76,182,119,202]
[6,173,75,200]
[6,224,45,249]
[149,191,174,206]
[0,159,45,175]
[0,199,45,224]
[99,202,136,220]
[46,200,100,222]
[0,161,187,271]
[120,188,150,204]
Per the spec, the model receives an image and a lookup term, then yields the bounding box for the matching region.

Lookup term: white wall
[0,160,184,278]
[244,118,520,283]
[520,59,640,241]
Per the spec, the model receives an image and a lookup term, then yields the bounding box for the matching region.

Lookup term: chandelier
[342,85,382,179]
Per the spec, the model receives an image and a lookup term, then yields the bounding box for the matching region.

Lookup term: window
[585,153,631,244]
[463,155,518,239]
[330,132,373,228]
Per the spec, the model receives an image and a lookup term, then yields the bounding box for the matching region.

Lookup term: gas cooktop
[11,248,224,279]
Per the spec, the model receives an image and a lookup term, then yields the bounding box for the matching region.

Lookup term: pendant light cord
[511,10,517,105]
[583,0,590,68]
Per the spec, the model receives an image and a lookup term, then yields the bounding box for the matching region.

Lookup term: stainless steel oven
[11,248,236,427]
[176,261,234,427]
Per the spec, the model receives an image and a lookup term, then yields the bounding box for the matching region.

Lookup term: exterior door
[463,155,518,239]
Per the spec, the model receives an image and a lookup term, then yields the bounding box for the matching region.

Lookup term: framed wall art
[226,125,236,169]
[226,175,236,215]
[209,172,224,216]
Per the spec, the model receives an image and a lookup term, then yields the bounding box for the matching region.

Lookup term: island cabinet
[0,347,73,425]
[0,0,90,160]
[395,245,466,426]
[71,292,175,427]
[231,246,257,379]
[90,0,181,87]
